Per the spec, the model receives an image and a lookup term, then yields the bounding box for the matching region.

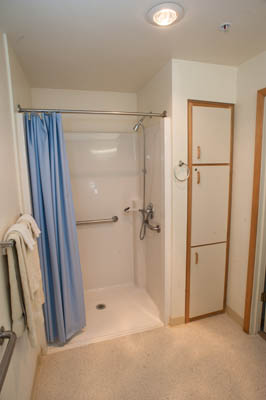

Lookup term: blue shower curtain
[24,113,86,345]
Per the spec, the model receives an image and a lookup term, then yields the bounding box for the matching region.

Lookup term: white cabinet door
[191,165,229,246]
[190,243,226,318]
[192,106,231,164]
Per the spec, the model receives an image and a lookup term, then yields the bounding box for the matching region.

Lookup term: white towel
[5,220,44,302]
[4,224,45,347]
[5,241,26,337]
[4,223,35,250]
[17,214,41,239]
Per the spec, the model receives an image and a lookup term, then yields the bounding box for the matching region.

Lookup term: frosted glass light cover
[146,3,184,27]
[153,9,177,26]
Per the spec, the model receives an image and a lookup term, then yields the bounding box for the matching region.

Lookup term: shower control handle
[147,222,161,233]
[139,203,161,235]
[146,203,154,219]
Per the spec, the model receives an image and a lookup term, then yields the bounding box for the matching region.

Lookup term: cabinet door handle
[195,252,199,264]
[197,146,201,160]
[197,171,200,184]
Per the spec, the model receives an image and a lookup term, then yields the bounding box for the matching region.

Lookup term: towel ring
[174,161,190,182]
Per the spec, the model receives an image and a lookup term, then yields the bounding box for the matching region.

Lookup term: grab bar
[76,216,118,226]
[0,327,17,394]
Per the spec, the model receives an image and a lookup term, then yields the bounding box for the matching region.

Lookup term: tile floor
[34,314,266,400]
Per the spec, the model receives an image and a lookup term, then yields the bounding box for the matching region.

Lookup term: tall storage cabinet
[186,100,234,322]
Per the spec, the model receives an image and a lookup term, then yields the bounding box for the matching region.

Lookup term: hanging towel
[4,240,26,337]
[4,224,45,347]
[17,214,41,239]
[4,223,35,250]
[16,216,43,300]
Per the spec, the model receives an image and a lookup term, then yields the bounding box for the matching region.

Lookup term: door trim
[192,163,230,166]
[244,88,266,333]
[191,241,227,248]
[185,99,234,323]
[190,309,224,322]
[185,101,193,323]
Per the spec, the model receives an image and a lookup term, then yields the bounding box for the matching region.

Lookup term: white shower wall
[65,121,169,323]
[145,122,165,318]
[65,132,140,290]
[141,119,170,322]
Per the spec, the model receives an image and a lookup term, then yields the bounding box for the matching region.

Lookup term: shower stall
[16,107,171,350]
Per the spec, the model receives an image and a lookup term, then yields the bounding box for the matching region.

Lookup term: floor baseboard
[226,305,244,328]
[30,353,42,400]
[169,316,185,326]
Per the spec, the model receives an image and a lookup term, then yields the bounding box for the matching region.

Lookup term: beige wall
[227,51,266,319]
[137,59,238,320]
[137,61,172,118]
[0,34,41,400]
[8,45,32,109]
[171,59,237,318]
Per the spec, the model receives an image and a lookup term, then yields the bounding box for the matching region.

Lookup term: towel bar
[0,327,16,394]
[0,240,15,249]
[0,240,15,255]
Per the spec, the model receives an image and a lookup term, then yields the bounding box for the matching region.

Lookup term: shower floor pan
[48,284,163,354]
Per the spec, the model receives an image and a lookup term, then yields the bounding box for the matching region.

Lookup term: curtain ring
[174,161,190,182]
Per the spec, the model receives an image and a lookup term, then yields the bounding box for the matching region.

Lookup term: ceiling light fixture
[146,2,184,27]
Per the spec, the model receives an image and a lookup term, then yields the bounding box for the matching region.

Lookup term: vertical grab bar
[0,327,17,394]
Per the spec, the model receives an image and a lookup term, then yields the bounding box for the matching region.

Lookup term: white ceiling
[1,0,266,92]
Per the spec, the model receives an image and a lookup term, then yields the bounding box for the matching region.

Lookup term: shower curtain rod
[17,104,167,118]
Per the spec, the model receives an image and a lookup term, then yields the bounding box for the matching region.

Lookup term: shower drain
[96,303,106,310]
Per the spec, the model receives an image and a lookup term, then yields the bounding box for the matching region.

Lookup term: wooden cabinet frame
[185,99,235,323]
[244,88,266,333]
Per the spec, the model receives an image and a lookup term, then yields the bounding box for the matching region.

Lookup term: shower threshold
[48,284,163,354]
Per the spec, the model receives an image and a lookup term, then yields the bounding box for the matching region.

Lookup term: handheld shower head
[133,116,146,132]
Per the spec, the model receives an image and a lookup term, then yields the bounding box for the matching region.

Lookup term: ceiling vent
[219,23,232,33]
